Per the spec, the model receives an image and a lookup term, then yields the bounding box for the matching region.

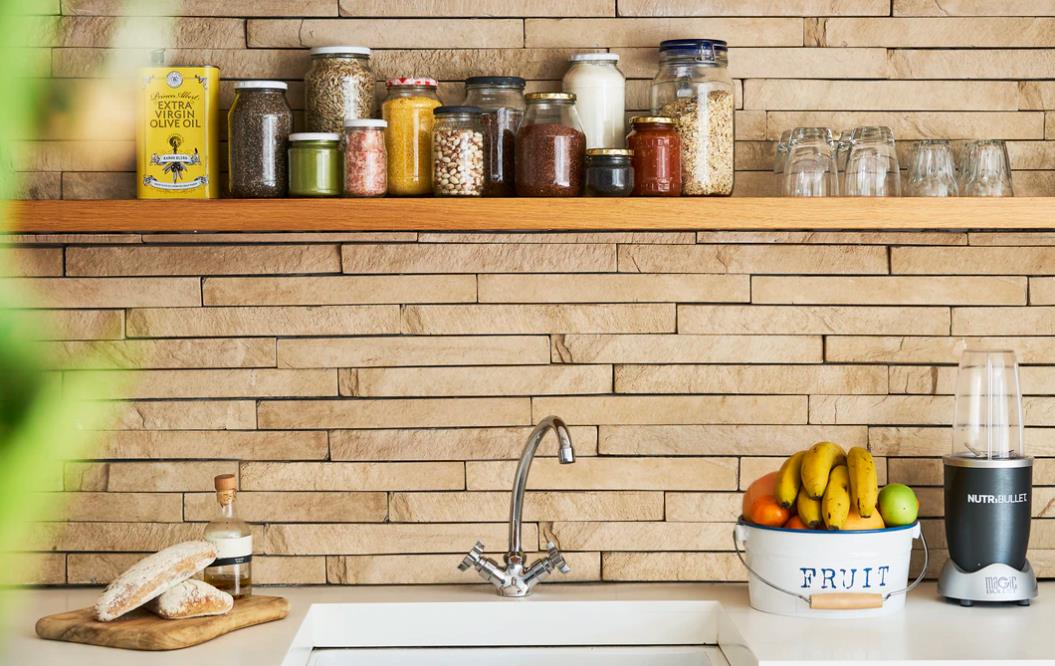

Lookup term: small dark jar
[584,148,634,196]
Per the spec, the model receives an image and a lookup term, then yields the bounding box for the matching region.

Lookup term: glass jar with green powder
[288,132,342,197]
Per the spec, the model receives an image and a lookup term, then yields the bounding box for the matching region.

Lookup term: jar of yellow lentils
[381,77,442,196]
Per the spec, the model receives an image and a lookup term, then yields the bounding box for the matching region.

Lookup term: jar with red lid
[627,116,681,196]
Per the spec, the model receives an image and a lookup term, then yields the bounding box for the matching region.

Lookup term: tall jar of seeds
[227,81,293,198]
[382,77,442,196]
[305,46,374,133]
[650,39,734,196]
[432,106,487,197]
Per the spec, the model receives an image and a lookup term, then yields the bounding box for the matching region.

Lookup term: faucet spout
[509,416,575,558]
[459,416,576,597]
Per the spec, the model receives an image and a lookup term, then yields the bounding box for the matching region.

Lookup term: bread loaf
[147,579,234,619]
[93,541,217,622]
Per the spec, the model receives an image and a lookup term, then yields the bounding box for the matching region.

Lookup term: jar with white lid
[227,80,292,198]
[288,132,342,197]
[562,53,626,149]
[304,46,374,133]
[343,119,387,198]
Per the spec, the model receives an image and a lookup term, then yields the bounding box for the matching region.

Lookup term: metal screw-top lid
[433,105,484,116]
[586,148,633,157]
[311,45,371,57]
[386,76,438,88]
[631,115,675,125]
[214,474,237,491]
[465,76,526,89]
[234,80,288,91]
[289,132,341,142]
[525,92,576,103]
[345,118,388,128]
[570,53,619,62]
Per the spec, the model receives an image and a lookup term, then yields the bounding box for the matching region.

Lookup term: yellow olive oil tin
[137,66,220,199]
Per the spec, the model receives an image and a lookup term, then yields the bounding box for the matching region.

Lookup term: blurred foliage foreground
[0,0,116,614]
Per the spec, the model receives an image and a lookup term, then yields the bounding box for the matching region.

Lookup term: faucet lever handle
[458,541,486,571]
[546,541,570,574]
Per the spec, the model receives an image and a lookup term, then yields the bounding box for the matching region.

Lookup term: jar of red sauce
[627,116,681,196]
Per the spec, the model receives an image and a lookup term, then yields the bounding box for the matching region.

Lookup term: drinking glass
[844,126,900,197]
[952,350,1024,460]
[772,129,792,175]
[907,139,958,197]
[782,127,839,197]
[834,129,851,173]
[959,139,1014,197]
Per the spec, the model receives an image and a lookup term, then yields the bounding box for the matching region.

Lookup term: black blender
[939,349,1037,606]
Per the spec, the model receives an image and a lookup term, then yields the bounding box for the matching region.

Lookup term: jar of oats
[304,46,374,133]
[650,39,734,196]
[382,77,442,196]
[431,106,487,197]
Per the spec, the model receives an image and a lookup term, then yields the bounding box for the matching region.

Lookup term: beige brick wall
[12,0,1055,198]
[6,229,1055,586]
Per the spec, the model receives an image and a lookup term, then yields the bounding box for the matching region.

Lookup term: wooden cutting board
[35,595,289,651]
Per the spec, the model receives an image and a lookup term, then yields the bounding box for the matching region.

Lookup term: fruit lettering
[799,565,891,590]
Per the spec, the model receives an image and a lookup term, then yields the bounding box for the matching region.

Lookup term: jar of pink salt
[343,119,388,197]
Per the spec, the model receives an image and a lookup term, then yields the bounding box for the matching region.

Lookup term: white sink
[280,587,747,666]
[307,646,725,666]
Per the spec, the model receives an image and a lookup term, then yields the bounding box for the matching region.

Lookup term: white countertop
[2,583,1053,665]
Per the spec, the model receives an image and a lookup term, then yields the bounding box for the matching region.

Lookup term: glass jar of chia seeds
[288,132,341,197]
[463,76,525,196]
[584,148,633,196]
[515,92,586,197]
[432,106,487,197]
[305,46,374,133]
[227,81,293,198]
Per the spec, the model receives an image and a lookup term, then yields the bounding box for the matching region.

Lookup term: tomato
[748,495,790,527]
[742,471,778,518]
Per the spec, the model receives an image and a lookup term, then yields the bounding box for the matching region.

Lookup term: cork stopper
[214,474,237,491]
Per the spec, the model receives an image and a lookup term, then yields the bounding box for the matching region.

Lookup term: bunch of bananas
[774,442,878,530]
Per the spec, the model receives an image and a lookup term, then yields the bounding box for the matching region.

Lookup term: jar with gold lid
[627,115,681,196]
[584,148,633,196]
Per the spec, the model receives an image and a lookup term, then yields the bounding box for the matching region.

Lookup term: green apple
[878,483,919,527]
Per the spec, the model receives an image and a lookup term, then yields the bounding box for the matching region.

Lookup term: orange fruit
[843,506,886,531]
[742,471,779,517]
[784,515,808,530]
[748,495,790,527]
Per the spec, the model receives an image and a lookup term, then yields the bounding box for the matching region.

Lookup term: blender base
[938,559,1038,604]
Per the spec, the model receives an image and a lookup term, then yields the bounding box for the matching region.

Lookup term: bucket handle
[732,522,929,610]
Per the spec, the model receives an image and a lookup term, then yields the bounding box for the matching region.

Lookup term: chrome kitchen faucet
[458,415,576,597]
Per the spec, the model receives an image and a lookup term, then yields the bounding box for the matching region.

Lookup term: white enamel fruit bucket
[733,519,928,618]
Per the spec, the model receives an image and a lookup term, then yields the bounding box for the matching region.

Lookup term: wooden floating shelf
[7,197,1055,233]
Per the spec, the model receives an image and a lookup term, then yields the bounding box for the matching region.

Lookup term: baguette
[147,579,234,619]
[93,541,217,622]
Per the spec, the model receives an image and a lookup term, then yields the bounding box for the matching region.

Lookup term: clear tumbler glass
[844,126,900,197]
[959,139,1014,197]
[782,127,839,197]
[907,139,958,197]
